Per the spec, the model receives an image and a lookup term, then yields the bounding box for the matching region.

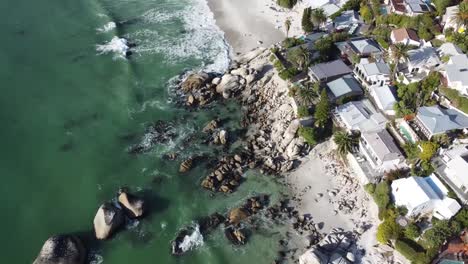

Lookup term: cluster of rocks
[93,188,145,239]
[200,153,253,193]
[299,228,357,264]
[171,195,269,255]
[32,188,145,264]
[176,48,310,193]
[128,120,176,154]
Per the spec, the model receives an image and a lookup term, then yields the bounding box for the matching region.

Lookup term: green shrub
[395,239,427,263]
[279,67,300,80]
[277,0,297,8]
[440,87,468,114]
[374,181,391,220]
[364,183,376,194]
[454,208,468,227]
[297,106,310,118]
[404,223,421,240]
[377,214,401,244]
[282,37,305,49]
[298,126,317,146]
[273,59,285,72]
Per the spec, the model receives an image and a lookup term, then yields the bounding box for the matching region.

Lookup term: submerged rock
[181,72,211,92]
[93,202,124,240]
[33,235,86,264]
[118,189,145,218]
[227,208,250,225]
[225,226,247,245]
[179,158,193,173]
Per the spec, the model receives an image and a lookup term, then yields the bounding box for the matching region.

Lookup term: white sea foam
[128,0,230,72]
[178,224,204,252]
[97,21,117,33]
[96,36,129,58]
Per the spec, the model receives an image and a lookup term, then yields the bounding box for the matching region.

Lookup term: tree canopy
[314,89,330,128]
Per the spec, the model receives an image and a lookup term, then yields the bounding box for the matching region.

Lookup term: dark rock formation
[33,235,86,264]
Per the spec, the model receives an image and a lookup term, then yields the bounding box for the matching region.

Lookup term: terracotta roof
[390,0,406,12]
[392,28,420,42]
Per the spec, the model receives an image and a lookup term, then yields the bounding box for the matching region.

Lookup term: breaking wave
[96,36,129,58]
[178,224,204,252]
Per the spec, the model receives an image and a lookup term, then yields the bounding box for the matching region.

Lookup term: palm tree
[285,18,292,38]
[389,43,411,82]
[298,85,315,105]
[333,131,359,155]
[295,46,310,69]
[310,8,326,29]
[454,2,468,28]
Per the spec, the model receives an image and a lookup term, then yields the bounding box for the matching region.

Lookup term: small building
[354,58,391,87]
[334,99,388,133]
[441,55,468,97]
[443,5,466,33]
[404,46,441,79]
[321,3,340,17]
[437,144,468,202]
[391,175,461,220]
[368,85,398,116]
[390,28,420,46]
[336,38,383,59]
[308,59,352,83]
[438,42,464,57]
[326,75,364,103]
[390,0,431,16]
[360,129,406,173]
[414,105,468,139]
[332,10,361,34]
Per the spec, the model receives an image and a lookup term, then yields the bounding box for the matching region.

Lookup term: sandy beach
[287,140,392,263]
[207,0,305,55]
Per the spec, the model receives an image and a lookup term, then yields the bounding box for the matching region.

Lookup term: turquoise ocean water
[0,0,288,263]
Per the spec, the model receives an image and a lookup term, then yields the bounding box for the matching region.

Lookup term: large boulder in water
[93,202,124,239]
[33,235,86,264]
[227,208,250,225]
[181,72,211,92]
[118,189,145,218]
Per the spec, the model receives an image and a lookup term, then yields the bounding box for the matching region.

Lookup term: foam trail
[97,21,117,32]
[96,36,129,58]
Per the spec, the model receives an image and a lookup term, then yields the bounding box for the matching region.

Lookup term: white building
[443,5,466,33]
[368,85,398,116]
[354,58,391,87]
[390,28,421,46]
[439,144,468,198]
[334,99,387,133]
[401,46,441,82]
[438,42,463,57]
[360,129,406,173]
[441,55,468,97]
[391,175,461,220]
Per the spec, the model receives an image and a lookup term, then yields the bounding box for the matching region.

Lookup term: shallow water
[0,0,288,263]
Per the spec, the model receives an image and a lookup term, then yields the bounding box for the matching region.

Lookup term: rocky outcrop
[177,47,309,192]
[225,226,247,245]
[200,154,251,193]
[118,189,145,218]
[227,208,249,225]
[202,119,219,133]
[212,129,228,145]
[93,202,125,240]
[33,235,86,264]
[179,158,193,173]
[181,72,211,92]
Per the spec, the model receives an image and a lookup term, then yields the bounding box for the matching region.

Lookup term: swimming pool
[400,125,416,144]
[380,6,388,15]
[439,260,464,264]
